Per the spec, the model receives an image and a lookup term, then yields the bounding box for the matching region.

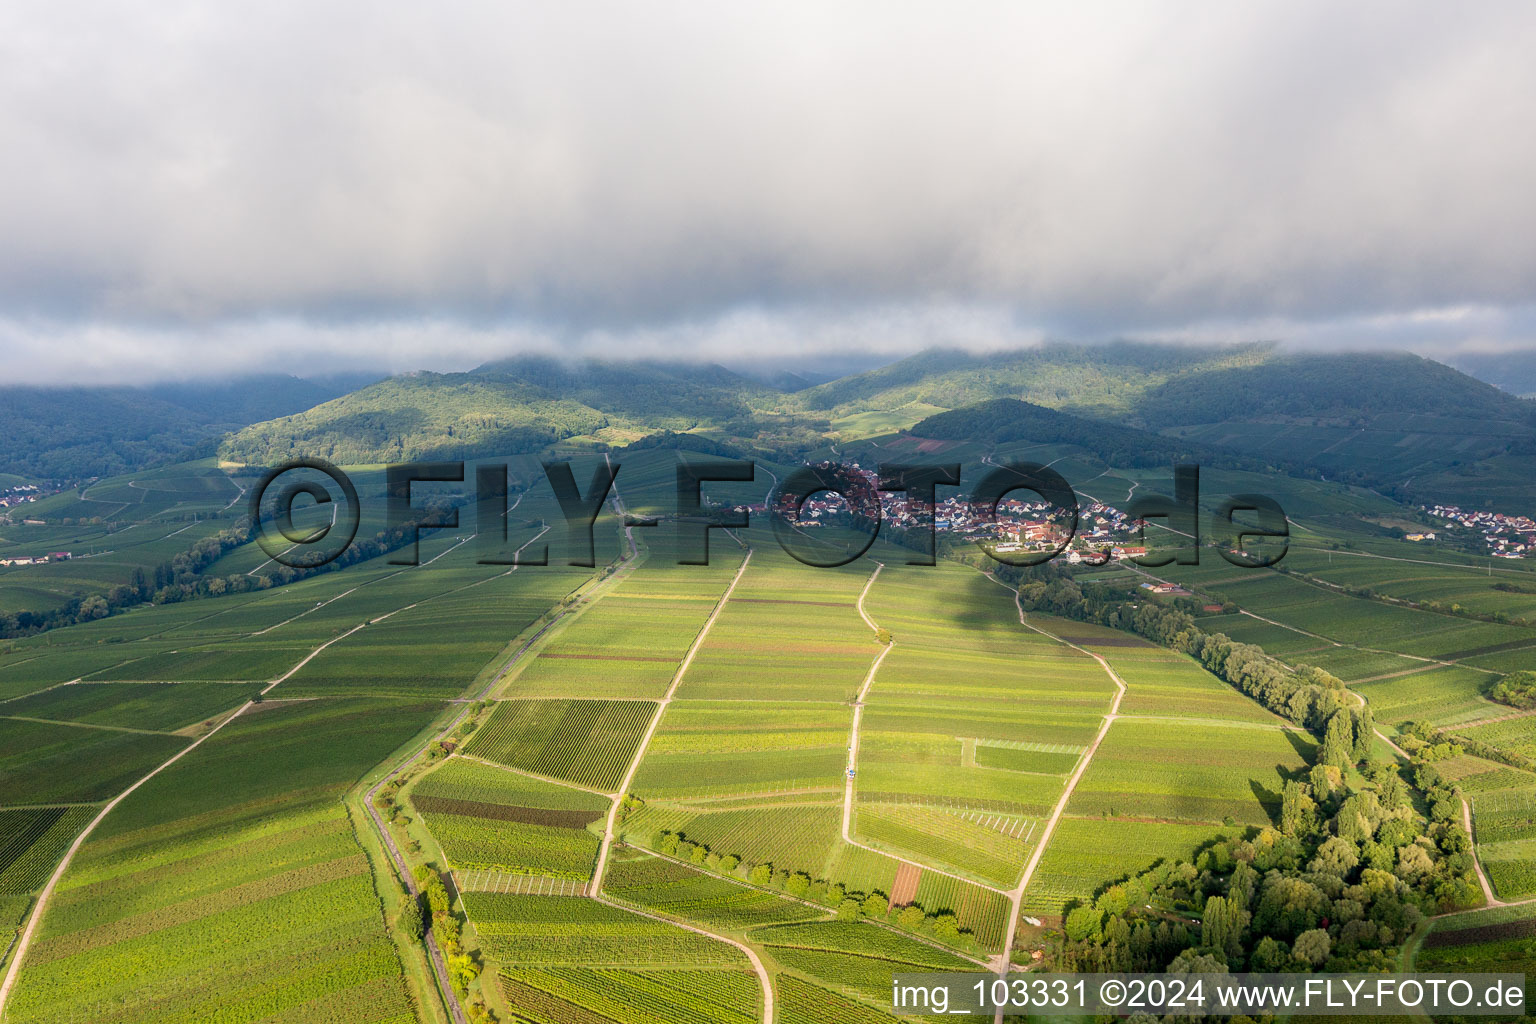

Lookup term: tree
[862,891,888,919]
[1489,670,1536,709]
[836,898,863,920]
[1395,843,1434,883]
[1292,928,1331,966]
[1250,936,1289,971]
[785,872,811,897]
[749,863,772,886]
[1280,780,1317,835]
[448,952,481,991]
[1309,836,1360,878]
[1200,894,1246,961]
[1064,905,1102,943]
[1321,710,1354,770]
[1352,704,1375,762]
[398,894,424,941]
[897,904,925,930]
[425,878,451,916]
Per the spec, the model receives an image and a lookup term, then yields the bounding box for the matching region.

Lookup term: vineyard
[414,757,611,813]
[630,803,843,877]
[0,806,94,894]
[500,966,760,1024]
[777,974,909,1024]
[677,555,876,702]
[275,568,585,697]
[465,894,751,968]
[1022,818,1239,914]
[506,587,723,700]
[604,849,824,929]
[631,702,851,797]
[0,718,188,805]
[853,802,1029,888]
[1105,649,1285,724]
[906,873,1010,950]
[1469,785,1536,844]
[1417,906,1536,1007]
[419,811,600,878]
[0,680,262,730]
[754,921,974,1005]
[1352,664,1503,724]
[466,698,658,792]
[4,697,437,1024]
[1067,719,1312,826]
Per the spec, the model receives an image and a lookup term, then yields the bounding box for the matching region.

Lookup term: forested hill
[907,398,1262,471]
[1131,352,1536,427]
[1133,353,1536,509]
[211,344,1536,512]
[0,374,371,480]
[218,358,809,466]
[794,341,1270,419]
[805,344,1536,512]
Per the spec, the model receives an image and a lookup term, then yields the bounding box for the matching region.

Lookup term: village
[1421,503,1536,558]
[758,463,1151,562]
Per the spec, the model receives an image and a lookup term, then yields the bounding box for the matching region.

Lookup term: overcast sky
[3,2,1535,384]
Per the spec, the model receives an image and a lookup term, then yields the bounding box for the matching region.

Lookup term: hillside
[219,358,816,466]
[213,345,1536,513]
[802,344,1536,513]
[0,374,370,480]
[1135,353,1536,506]
[793,341,1270,420]
[906,398,1263,471]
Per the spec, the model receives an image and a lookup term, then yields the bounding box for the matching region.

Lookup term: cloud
[1,1,1534,381]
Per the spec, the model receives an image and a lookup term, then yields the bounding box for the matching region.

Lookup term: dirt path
[587,546,762,1015]
[1460,796,1501,908]
[842,563,893,842]
[592,547,753,891]
[593,894,774,1024]
[970,571,1127,1000]
[835,564,1018,901]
